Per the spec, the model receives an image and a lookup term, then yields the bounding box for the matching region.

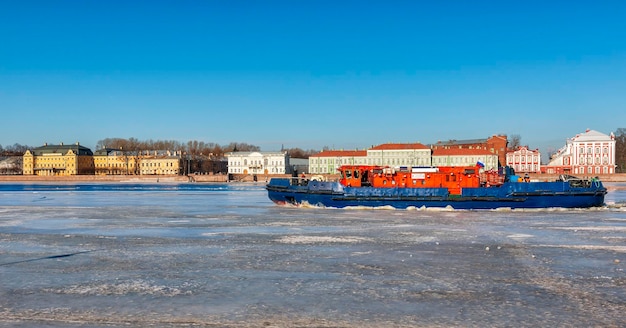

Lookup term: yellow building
[93,149,140,175]
[139,150,182,175]
[93,149,181,175]
[23,143,94,176]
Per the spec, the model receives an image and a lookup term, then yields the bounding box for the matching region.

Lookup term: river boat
[266,165,607,209]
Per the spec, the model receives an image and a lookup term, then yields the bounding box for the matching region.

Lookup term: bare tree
[615,128,626,173]
[223,142,260,153]
[283,147,321,159]
[96,137,272,160]
[509,134,522,150]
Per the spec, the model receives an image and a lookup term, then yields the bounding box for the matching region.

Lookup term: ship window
[354,170,359,179]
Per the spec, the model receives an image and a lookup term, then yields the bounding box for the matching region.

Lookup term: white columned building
[506,146,541,173]
[226,151,289,175]
[545,129,616,175]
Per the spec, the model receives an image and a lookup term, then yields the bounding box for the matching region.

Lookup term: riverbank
[0,174,289,183]
[0,175,196,183]
[1,173,625,183]
[528,173,626,182]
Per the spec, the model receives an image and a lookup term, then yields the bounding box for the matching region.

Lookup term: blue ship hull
[266,178,607,210]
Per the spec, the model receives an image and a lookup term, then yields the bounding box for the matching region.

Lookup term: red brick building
[431,135,508,167]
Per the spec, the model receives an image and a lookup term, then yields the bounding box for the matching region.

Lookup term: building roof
[369,143,429,150]
[432,148,495,156]
[94,148,122,156]
[570,129,614,142]
[31,143,93,156]
[507,146,540,154]
[432,138,487,146]
[94,149,181,157]
[432,135,507,147]
[311,150,367,157]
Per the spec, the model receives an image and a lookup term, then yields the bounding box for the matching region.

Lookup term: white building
[309,143,432,175]
[366,143,432,167]
[310,142,502,175]
[544,129,616,175]
[432,148,499,171]
[226,151,289,175]
[506,146,541,173]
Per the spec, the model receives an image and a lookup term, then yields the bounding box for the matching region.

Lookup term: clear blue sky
[1,1,625,159]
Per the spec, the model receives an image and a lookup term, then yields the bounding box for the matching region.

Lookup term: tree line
[95,138,321,159]
[0,138,322,159]
[0,143,30,155]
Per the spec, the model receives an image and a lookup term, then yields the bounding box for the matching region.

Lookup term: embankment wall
[1,173,625,183]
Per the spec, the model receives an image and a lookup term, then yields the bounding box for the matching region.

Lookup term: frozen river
[1,182,625,327]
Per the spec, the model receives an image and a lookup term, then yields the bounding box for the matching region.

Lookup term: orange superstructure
[338,165,504,195]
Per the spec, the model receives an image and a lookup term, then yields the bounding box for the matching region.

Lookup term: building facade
[138,151,182,175]
[366,143,432,167]
[310,143,499,175]
[309,150,367,174]
[544,129,616,175]
[431,135,508,167]
[23,143,94,176]
[93,149,182,175]
[432,148,499,171]
[506,146,541,173]
[94,149,139,175]
[226,151,289,175]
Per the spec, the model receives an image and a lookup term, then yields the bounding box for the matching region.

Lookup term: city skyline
[2,1,625,157]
